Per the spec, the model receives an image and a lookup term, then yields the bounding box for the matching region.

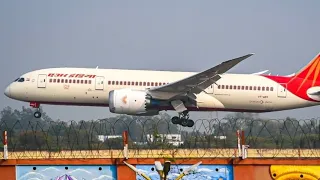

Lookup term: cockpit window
[18,78,25,82]
[14,77,25,82]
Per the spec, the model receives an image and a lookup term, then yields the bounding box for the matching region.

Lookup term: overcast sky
[0,1,319,121]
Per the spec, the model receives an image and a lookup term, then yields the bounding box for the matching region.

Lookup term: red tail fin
[284,53,320,101]
[264,53,320,101]
[294,53,320,84]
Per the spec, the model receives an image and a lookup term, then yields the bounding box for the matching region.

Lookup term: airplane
[4,52,320,127]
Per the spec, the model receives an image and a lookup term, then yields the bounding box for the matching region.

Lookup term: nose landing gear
[30,102,42,118]
[34,111,42,118]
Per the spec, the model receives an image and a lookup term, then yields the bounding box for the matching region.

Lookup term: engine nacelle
[108,89,159,116]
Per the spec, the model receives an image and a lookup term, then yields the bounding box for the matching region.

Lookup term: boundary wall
[1,158,320,180]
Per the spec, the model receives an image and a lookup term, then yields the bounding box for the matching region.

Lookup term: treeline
[0,106,319,151]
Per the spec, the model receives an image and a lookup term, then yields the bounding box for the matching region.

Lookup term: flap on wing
[149,53,254,94]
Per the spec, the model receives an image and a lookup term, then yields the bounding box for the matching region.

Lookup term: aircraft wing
[149,53,254,94]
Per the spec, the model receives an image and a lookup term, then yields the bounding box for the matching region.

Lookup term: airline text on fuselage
[47,73,96,78]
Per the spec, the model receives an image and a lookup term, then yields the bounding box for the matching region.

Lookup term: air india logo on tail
[122,95,127,104]
[296,54,320,91]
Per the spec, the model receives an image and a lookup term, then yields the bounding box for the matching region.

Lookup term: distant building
[214,136,227,140]
[97,135,122,142]
[147,134,184,146]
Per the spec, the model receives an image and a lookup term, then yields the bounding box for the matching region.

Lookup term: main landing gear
[171,110,194,127]
[170,100,195,127]
[30,102,42,118]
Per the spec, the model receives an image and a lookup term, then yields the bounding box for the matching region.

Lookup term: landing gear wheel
[171,116,181,124]
[180,119,189,127]
[34,111,41,118]
[187,120,194,127]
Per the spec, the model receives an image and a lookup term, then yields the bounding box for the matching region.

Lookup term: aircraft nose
[4,85,10,97]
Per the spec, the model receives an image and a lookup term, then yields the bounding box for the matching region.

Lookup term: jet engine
[108,89,160,116]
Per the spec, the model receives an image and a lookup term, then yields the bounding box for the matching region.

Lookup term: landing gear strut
[30,102,42,118]
[171,110,194,127]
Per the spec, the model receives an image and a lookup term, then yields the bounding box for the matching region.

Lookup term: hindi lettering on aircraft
[48,73,96,78]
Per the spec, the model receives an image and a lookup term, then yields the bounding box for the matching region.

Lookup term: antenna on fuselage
[96,66,99,69]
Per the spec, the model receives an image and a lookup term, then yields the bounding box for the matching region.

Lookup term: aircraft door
[37,74,47,88]
[277,84,287,98]
[95,76,105,90]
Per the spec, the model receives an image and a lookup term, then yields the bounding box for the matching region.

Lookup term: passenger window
[143,82,146,86]
[254,86,256,90]
[270,87,274,91]
[53,79,56,83]
[229,85,233,90]
[120,81,122,85]
[155,82,158,86]
[116,81,119,85]
[147,82,150,86]
[80,80,83,84]
[237,86,240,89]
[262,87,265,91]
[221,85,224,89]
[266,87,269,91]
[61,79,64,83]
[57,79,60,83]
[245,86,248,90]
[77,80,80,84]
[124,81,126,85]
[241,86,244,90]
[249,86,252,90]
[85,80,87,84]
[49,79,52,83]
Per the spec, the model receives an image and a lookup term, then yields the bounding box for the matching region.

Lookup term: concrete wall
[1,158,320,180]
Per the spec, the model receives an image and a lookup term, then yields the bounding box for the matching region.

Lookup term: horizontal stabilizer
[308,91,320,96]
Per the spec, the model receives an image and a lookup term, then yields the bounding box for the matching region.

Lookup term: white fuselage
[4,67,319,113]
